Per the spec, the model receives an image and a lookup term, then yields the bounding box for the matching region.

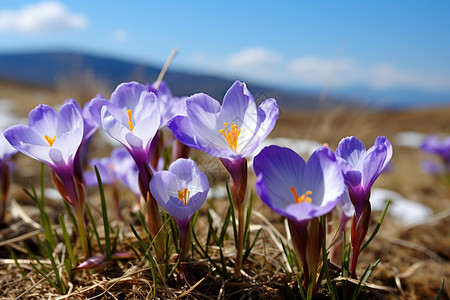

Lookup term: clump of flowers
[168,80,279,277]
[1,73,402,299]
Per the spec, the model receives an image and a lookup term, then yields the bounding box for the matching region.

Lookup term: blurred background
[0,1,449,111]
[1,2,450,298]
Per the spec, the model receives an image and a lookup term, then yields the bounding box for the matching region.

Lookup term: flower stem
[233,203,244,278]
[146,192,165,262]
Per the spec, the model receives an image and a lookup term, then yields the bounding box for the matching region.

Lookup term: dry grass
[0,79,449,299]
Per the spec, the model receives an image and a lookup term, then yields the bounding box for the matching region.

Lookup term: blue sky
[1,1,450,105]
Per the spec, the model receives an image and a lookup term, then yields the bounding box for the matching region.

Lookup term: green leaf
[58,214,75,264]
[95,165,111,261]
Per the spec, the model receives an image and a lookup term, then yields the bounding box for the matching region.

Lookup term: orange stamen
[44,135,56,147]
[178,188,190,205]
[127,109,134,131]
[290,186,312,203]
[219,122,241,152]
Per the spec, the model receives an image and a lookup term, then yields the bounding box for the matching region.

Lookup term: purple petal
[254,146,306,210]
[241,98,279,156]
[4,125,52,164]
[336,136,366,167]
[110,82,149,110]
[28,105,58,136]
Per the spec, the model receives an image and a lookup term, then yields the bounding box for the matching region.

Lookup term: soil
[0,79,449,299]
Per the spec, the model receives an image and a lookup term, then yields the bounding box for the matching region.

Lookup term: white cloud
[227,47,282,68]
[0,1,87,34]
[289,56,362,87]
[369,63,450,90]
[112,29,128,43]
[190,47,450,92]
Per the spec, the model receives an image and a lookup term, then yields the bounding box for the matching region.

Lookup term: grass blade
[94,165,111,261]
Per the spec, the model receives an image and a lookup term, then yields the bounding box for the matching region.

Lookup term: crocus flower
[421,135,450,175]
[335,136,392,279]
[168,81,278,277]
[5,103,84,210]
[150,158,209,279]
[0,130,18,222]
[254,145,345,293]
[89,82,162,192]
[168,81,278,162]
[4,102,90,257]
[89,81,164,255]
[335,136,392,220]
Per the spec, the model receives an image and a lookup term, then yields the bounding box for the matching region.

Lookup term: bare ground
[0,79,449,299]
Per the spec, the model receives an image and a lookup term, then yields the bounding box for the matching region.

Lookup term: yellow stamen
[322,142,329,148]
[178,188,190,205]
[290,186,312,203]
[44,135,56,147]
[127,109,134,131]
[219,122,241,152]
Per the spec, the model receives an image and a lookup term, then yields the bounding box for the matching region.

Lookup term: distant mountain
[0,51,340,110]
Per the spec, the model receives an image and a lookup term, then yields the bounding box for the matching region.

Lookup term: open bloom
[168,81,278,161]
[150,158,209,227]
[89,82,162,195]
[4,103,84,210]
[335,136,392,219]
[150,158,209,271]
[254,145,345,292]
[254,145,344,223]
[421,135,450,174]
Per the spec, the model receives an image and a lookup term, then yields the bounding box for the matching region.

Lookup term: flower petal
[110,82,149,110]
[254,145,305,210]
[28,104,58,137]
[336,136,366,168]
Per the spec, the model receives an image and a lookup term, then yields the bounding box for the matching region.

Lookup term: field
[0,79,449,299]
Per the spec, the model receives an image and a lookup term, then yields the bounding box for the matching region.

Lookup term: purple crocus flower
[168,81,278,161]
[5,103,84,210]
[254,146,344,223]
[254,145,344,292]
[0,130,18,222]
[335,136,392,279]
[4,102,90,257]
[89,81,164,251]
[89,82,162,192]
[150,158,208,278]
[335,136,392,219]
[421,135,450,174]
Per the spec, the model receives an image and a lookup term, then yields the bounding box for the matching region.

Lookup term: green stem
[233,203,244,278]
[75,210,90,259]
